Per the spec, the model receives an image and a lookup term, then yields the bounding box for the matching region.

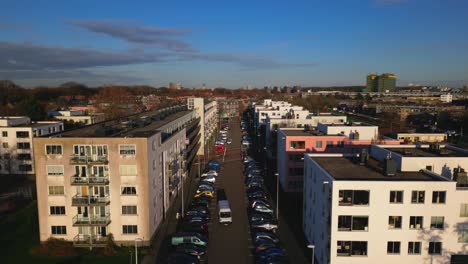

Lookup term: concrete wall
[318,124,378,141]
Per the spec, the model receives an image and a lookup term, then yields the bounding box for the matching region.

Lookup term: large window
[122,225,138,234]
[432,191,446,204]
[389,191,403,203]
[2,142,8,148]
[47,165,64,176]
[388,216,402,229]
[338,216,368,231]
[16,131,29,138]
[121,186,137,195]
[51,226,66,235]
[289,141,305,149]
[119,144,136,155]
[338,190,369,206]
[122,206,137,215]
[48,186,64,195]
[387,241,401,254]
[430,216,444,229]
[17,142,31,149]
[2,131,7,137]
[411,191,425,204]
[46,145,62,155]
[119,165,137,176]
[336,241,367,256]
[458,223,468,242]
[461,204,468,217]
[428,242,442,255]
[409,216,423,229]
[17,153,31,160]
[315,141,322,148]
[408,242,421,254]
[50,206,66,215]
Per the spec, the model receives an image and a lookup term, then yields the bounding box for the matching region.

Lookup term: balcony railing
[73,235,107,247]
[72,195,110,206]
[71,175,110,185]
[70,155,108,165]
[72,214,111,226]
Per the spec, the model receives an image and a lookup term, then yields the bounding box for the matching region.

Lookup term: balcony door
[93,186,108,197]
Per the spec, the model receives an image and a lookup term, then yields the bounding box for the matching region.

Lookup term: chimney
[453,167,468,187]
[383,153,397,176]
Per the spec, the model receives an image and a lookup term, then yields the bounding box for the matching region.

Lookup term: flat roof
[323,122,375,127]
[388,147,468,158]
[57,108,190,138]
[313,157,443,181]
[280,129,325,137]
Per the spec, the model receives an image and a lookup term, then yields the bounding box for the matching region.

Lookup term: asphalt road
[206,117,254,264]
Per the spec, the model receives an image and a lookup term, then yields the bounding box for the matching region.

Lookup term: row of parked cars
[243,154,289,264]
[165,160,221,263]
[241,120,252,147]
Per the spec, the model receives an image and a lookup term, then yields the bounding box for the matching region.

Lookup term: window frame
[430,216,445,229]
[387,241,401,254]
[411,190,425,204]
[461,204,468,217]
[428,242,442,255]
[388,216,402,229]
[122,225,138,234]
[389,190,403,204]
[49,206,66,215]
[122,205,138,215]
[121,186,137,195]
[119,144,136,156]
[432,191,446,204]
[45,144,63,155]
[408,241,421,255]
[409,216,424,229]
[47,165,64,176]
[48,186,64,195]
[51,225,67,235]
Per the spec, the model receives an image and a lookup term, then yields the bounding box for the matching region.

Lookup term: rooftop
[280,129,326,137]
[313,156,443,181]
[322,122,375,127]
[55,106,189,138]
[387,146,468,158]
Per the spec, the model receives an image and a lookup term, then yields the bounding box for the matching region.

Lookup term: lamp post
[274,173,279,219]
[135,238,143,264]
[307,244,315,264]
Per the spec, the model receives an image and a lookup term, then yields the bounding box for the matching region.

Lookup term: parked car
[251,205,274,214]
[254,241,279,254]
[175,244,207,258]
[185,210,210,221]
[194,191,214,198]
[202,170,218,177]
[200,176,216,183]
[166,252,200,264]
[196,186,214,194]
[256,247,285,260]
[253,231,280,244]
[181,222,209,235]
[171,232,208,247]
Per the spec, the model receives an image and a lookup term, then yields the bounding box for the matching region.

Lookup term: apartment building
[276,126,378,192]
[392,133,448,144]
[303,145,468,264]
[0,116,63,175]
[33,105,200,247]
[49,110,106,125]
[187,97,218,156]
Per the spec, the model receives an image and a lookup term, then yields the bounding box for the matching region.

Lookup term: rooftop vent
[383,153,397,176]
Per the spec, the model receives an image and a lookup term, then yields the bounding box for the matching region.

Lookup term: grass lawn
[0,201,140,264]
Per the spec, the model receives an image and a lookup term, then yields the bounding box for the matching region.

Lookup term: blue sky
[1,0,467,88]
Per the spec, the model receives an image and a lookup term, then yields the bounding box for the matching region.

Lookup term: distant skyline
[1,0,467,88]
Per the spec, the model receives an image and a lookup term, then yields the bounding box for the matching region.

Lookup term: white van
[218,200,232,225]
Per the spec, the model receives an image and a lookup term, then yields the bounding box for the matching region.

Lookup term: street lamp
[274,173,279,219]
[307,244,315,264]
[135,238,143,264]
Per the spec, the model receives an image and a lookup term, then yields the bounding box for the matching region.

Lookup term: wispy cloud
[0,41,169,70]
[71,20,194,52]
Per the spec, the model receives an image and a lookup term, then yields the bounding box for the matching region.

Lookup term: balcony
[73,235,107,247]
[71,175,110,185]
[72,214,111,226]
[72,195,110,206]
[70,155,108,165]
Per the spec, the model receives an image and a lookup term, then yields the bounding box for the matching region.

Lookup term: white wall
[319,124,378,141]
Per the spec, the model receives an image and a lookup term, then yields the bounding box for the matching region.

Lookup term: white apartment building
[0,116,63,175]
[440,93,453,103]
[393,133,448,144]
[317,122,379,141]
[50,110,106,125]
[303,145,468,264]
[187,97,218,156]
[33,106,198,247]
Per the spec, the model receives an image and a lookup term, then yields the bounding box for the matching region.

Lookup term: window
[17,153,31,160]
[430,216,444,229]
[409,216,423,229]
[50,206,66,215]
[48,186,64,195]
[389,191,403,203]
[2,142,8,148]
[122,205,137,215]
[51,226,66,235]
[16,131,29,138]
[316,141,323,148]
[119,144,136,155]
[119,165,137,176]
[2,131,7,137]
[432,191,446,204]
[411,191,425,204]
[46,145,62,155]
[338,216,368,231]
[388,216,402,229]
[387,241,401,254]
[461,204,468,217]
[428,242,442,255]
[289,141,305,149]
[458,223,468,242]
[326,141,334,147]
[122,225,138,234]
[338,190,369,206]
[121,186,137,195]
[19,164,32,171]
[336,241,367,256]
[17,142,31,149]
[408,242,421,254]
[47,165,64,176]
